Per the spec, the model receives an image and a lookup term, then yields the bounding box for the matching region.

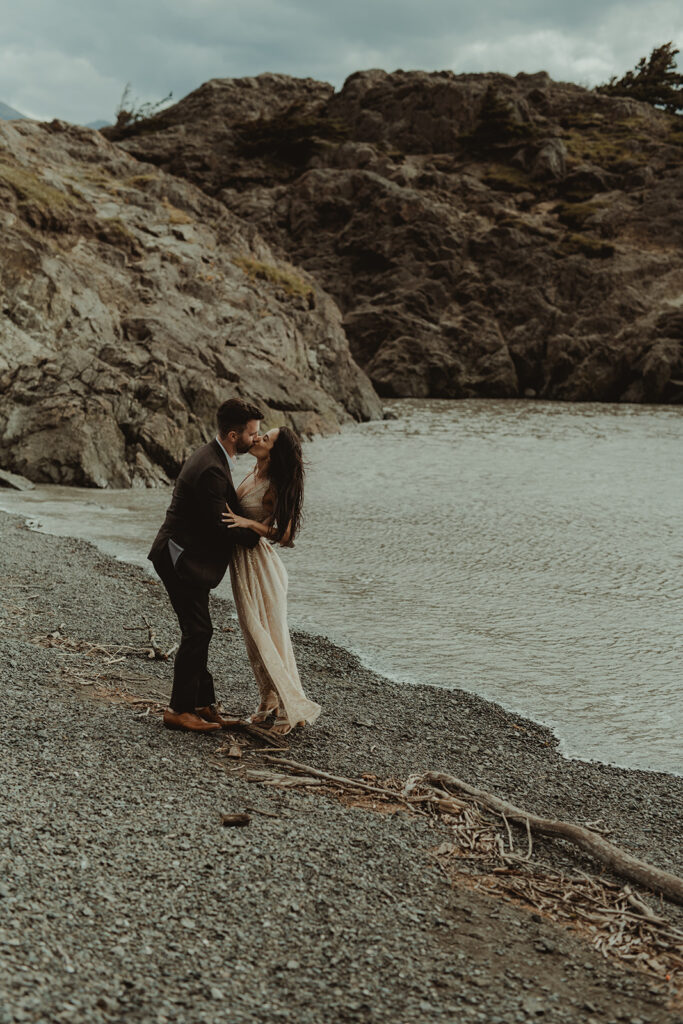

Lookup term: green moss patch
[563,233,615,259]
[556,200,607,230]
[233,257,313,300]
[561,117,651,170]
[481,163,536,193]
[0,161,81,230]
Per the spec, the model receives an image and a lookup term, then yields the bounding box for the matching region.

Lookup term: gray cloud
[0,0,680,123]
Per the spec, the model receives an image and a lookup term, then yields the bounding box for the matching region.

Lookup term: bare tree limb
[262,756,416,806]
[414,771,683,906]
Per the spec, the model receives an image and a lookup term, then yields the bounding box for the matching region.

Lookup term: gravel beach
[1,510,681,1024]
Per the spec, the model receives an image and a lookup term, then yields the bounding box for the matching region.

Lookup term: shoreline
[2,509,682,1023]
[2,503,682,806]
[1,392,681,778]
[302,629,683,781]
[1,496,679,780]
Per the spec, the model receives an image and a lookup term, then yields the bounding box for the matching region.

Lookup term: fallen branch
[239,723,290,749]
[414,771,683,906]
[141,614,175,660]
[34,632,174,662]
[245,768,323,788]
[262,756,415,806]
[244,805,280,818]
[245,756,683,996]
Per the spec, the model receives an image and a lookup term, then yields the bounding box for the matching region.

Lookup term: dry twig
[261,756,415,805]
[221,813,250,827]
[33,622,176,662]
[414,771,683,906]
[243,756,683,1000]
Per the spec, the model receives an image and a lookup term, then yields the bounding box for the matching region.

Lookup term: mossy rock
[161,196,193,225]
[233,257,314,300]
[560,183,604,203]
[667,114,683,144]
[481,163,536,193]
[561,112,608,129]
[556,200,606,230]
[562,118,651,171]
[0,161,82,231]
[563,233,615,259]
[96,217,142,256]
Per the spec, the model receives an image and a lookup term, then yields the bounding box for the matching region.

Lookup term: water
[1,399,681,775]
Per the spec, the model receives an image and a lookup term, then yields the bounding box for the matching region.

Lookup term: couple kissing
[148,398,321,737]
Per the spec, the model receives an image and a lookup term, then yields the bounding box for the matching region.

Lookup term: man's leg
[195,658,216,710]
[168,587,215,713]
[152,547,220,730]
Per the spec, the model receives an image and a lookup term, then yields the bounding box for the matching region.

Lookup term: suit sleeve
[203,466,261,551]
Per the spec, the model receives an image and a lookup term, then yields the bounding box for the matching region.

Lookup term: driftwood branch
[33,629,176,662]
[241,724,290,749]
[142,614,176,660]
[245,756,683,992]
[414,771,683,906]
[262,756,415,806]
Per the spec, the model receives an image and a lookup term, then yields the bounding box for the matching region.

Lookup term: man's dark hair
[216,398,263,437]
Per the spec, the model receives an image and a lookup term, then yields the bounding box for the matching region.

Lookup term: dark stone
[0,116,381,488]
[107,70,683,407]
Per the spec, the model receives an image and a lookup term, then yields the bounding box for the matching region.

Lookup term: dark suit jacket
[148,440,260,589]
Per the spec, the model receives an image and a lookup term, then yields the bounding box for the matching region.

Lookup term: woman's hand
[223,504,251,530]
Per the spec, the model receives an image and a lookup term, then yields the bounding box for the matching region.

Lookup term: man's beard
[235,439,252,454]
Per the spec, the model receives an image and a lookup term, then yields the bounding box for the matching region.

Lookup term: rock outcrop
[0,118,381,487]
[108,70,683,403]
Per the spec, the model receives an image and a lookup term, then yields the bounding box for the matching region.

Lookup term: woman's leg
[243,622,280,721]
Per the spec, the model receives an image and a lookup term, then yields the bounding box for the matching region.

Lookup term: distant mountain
[0,101,27,121]
[0,103,109,127]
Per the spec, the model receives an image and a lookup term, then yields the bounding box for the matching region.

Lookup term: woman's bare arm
[222,505,273,537]
[222,489,293,545]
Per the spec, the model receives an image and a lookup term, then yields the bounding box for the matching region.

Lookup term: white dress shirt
[215,436,237,476]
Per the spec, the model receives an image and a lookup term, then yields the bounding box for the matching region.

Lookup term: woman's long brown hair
[266,427,305,544]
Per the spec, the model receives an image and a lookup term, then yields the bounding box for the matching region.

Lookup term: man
[149,398,263,732]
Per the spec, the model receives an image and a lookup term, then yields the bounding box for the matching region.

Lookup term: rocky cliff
[0,118,381,487]
[107,70,683,402]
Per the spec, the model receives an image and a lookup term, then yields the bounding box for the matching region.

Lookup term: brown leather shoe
[163,709,221,733]
[195,705,243,729]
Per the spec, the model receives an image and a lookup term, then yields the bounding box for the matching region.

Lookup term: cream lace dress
[230,471,322,728]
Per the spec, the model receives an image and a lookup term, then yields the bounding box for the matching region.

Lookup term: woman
[223,426,321,735]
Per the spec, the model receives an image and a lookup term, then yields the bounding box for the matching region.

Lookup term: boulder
[109,69,683,405]
[0,119,382,488]
[0,468,35,490]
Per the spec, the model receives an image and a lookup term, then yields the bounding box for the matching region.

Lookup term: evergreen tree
[598,42,683,114]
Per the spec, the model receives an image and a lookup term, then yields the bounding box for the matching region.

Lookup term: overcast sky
[1,0,681,124]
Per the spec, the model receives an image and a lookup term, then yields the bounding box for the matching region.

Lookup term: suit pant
[152,544,216,713]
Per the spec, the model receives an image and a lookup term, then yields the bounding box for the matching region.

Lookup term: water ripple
[0,398,681,773]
